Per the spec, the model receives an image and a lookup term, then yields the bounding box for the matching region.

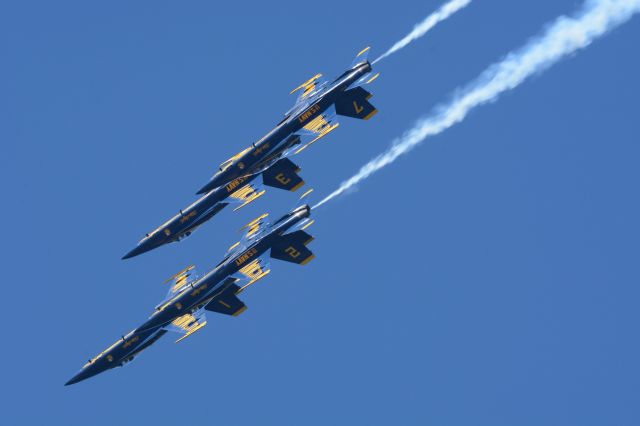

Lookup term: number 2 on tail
[285,246,301,258]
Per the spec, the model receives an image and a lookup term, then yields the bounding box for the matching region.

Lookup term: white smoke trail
[373,0,472,64]
[315,0,640,209]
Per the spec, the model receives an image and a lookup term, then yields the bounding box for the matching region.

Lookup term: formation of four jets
[66,48,380,385]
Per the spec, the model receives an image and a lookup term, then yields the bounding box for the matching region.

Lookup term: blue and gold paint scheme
[67,205,315,385]
[196,49,378,195]
[123,48,378,259]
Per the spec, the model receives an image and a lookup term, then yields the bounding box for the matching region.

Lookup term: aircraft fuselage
[196,61,373,194]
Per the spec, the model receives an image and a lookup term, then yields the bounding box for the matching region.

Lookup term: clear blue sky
[3,1,640,424]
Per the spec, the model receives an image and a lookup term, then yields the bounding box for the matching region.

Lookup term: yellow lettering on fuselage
[226,176,248,193]
[122,335,140,349]
[235,247,258,267]
[298,104,321,124]
[190,283,208,297]
[179,210,197,224]
[252,142,270,157]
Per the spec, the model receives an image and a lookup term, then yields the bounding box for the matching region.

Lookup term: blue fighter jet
[122,48,379,259]
[67,204,315,385]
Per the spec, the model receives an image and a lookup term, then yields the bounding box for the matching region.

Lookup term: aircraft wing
[224,212,271,257]
[228,181,266,211]
[290,73,327,108]
[163,265,199,299]
[165,308,207,343]
[351,46,380,88]
[236,258,271,293]
[351,46,371,67]
[240,213,270,240]
[293,107,340,155]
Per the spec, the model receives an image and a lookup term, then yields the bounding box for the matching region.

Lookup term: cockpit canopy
[218,146,253,173]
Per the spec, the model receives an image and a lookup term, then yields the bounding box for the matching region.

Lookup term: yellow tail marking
[357,46,371,57]
[300,188,314,200]
[363,109,378,120]
[353,101,364,114]
[233,306,248,316]
[366,73,380,84]
[291,181,305,192]
[301,254,316,265]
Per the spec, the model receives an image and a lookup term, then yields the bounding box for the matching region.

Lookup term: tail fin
[351,46,380,88]
[351,46,371,67]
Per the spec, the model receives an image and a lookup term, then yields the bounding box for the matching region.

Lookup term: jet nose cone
[64,370,91,386]
[64,377,80,386]
[122,246,141,260]
[122,236,166,259]
[122,243,151,260]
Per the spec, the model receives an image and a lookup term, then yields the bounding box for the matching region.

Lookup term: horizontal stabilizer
[262,158,304,191]
[205,283,247,316]
[283,230,314,245]
[335,87,377,120]
[270,231,315,265]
